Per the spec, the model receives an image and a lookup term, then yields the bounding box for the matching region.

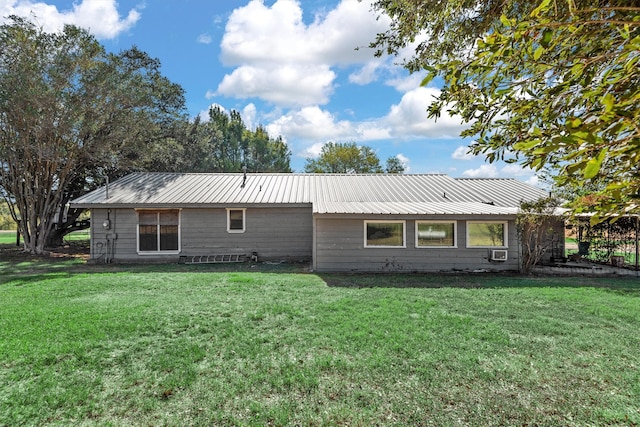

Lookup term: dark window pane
[139,211,158,226]
[139,224,158,251]
[366,222,403,247]
[160,211,179,226]
[229,210,244,230]
[160,225,179,251]
[138,210,180,252]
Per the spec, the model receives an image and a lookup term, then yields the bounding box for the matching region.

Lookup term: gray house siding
[313,215,520,272]
[88,206,313,263]
[71,173,556,271]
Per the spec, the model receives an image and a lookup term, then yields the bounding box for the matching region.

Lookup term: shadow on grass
[3,243,639,292]
[318,271,640,292]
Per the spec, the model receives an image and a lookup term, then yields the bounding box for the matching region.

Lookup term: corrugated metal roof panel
[313,201,517,215]
[70,172,545,213]
[455,178,548,207]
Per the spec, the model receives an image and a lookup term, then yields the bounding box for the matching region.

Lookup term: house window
[227,208,246,233]
[138,210,180,253]
[416,221,456,247]
[467,221,507,247]
[365,221,405,248]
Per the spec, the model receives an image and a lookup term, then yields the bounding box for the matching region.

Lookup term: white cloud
[241,103,257,130]
[385,72,426,93]
[216,0,389,106]
[349,60,383,85]
[301,142,325,159]
[355,122,391,141]
[452,145,475,160]
[461,163,540,182]
[501,163,534,177]
[1,0,140,39]
[384,87,468,138]
[266,106,353,142]
[217,64,336,107]
[462,164,499,178]
[221,0,386,66]
[396,153,411,172]
[197,33,212,44]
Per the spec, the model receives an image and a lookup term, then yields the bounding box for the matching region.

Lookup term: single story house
[69,172,559,272]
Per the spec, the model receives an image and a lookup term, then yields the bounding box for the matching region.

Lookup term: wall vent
[491,249,508,261]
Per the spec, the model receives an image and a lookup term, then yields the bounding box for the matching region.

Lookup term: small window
[416,221,456,247]
[365,221,405,248]
[138,210,180,253]
[467,221,507,248]
[227,208,246,233]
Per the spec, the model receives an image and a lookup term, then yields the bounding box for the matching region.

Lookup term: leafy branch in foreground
[372,0,639,220]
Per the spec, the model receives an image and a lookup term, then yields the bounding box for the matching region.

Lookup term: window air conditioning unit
[491,250,508,261]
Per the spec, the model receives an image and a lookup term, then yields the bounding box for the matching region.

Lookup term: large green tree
[371,0,639,219]
[304,141,402,174]
[0,17,186,253]
[151,106,292,173]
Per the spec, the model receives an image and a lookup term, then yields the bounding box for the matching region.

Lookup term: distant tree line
[153,106,291,174]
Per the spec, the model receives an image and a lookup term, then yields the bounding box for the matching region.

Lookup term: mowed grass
[0,230,90,245]
[1,264,639,426]
[0,230,17,245]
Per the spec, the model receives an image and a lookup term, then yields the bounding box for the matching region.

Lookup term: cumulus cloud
[395,153,411,172]
[301,142,326,159]
[384,87,468,138]
[349,60,384,85]
[266,106,353,142]
[462,163,540,183]
[452,145,475,160]
[501,163,535,177]
[220,0,386,66]
[217,64,336,107]
[215,0,389,106]
[1,0,140,39]
[197,33,212,44]
[462,164,499,178]
[385,72,426,93]
[241,103,257,130]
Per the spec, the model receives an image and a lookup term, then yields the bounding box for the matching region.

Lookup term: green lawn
[0,230,90,245]
[0,230,17,245]
[1,260,639,426]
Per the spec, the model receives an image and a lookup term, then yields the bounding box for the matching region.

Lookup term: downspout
[312,213,317,272]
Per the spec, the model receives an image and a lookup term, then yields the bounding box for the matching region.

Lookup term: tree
[371,0,640,219]
[517,196,562,274]
[385,156,405,174]
[0,17,186,253]
[304,142,384,174]
[155,106,292,173]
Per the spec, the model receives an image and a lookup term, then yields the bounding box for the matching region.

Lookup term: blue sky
[1,0,538,184]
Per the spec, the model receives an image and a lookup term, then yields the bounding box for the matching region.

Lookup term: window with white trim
[227,208,246,233]
[365,221,406,248]
[416,221,457,247]
[466,221,507,248]
[138,210,180,253]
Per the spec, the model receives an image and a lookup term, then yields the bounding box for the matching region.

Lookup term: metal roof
[455,178,548,207]
[313,201,518,215]
[70,172,548,215]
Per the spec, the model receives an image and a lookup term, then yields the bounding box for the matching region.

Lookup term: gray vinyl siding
[313,215,521,272]
[89,206,312,263]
